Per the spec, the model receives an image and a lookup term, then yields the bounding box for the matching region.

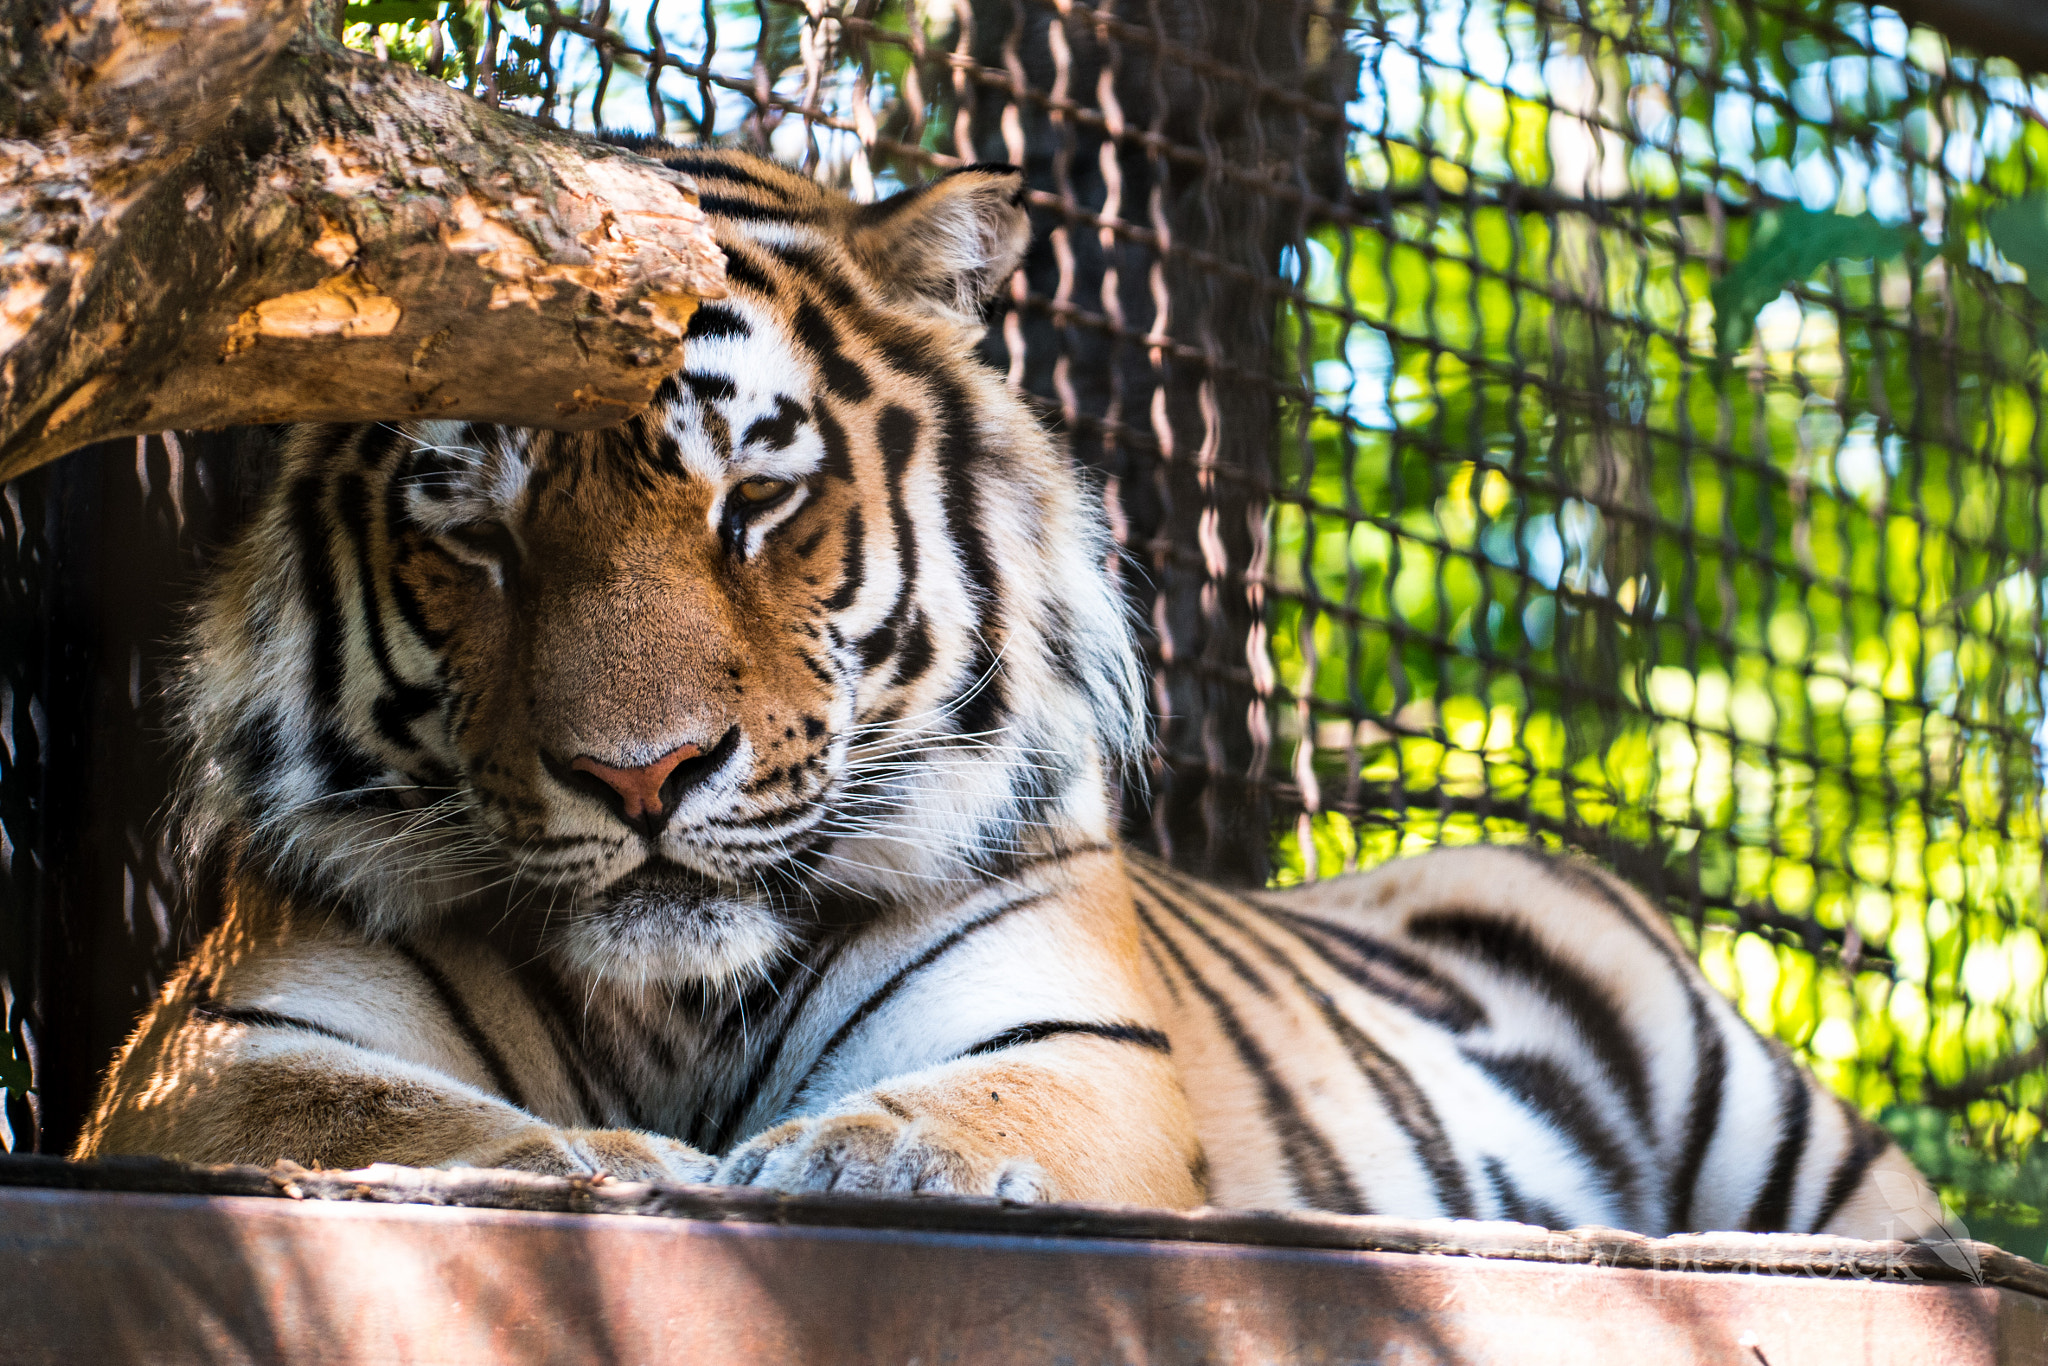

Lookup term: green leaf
[346,1,441,25]
[0,1043,28,1095]
[1712,206,1913,355]
[1984,192,2048,347]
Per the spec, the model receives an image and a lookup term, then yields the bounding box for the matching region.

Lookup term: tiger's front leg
[716,1036,1195,1202]
[73,879,717,1186]
[713,850,1208,1207]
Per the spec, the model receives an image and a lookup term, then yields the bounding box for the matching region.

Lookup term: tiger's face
[395,404,854,981]
[178,153,1144,985]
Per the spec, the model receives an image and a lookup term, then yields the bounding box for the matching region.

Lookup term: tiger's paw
[446,1126,716,1185]
[714,1109,1053,1201]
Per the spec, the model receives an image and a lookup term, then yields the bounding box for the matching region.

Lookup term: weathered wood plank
[2,1158,2045,1364]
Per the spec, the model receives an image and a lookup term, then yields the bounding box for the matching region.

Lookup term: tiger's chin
[551,858,793,987]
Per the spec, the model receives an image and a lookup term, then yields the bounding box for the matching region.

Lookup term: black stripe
[659,155,780,191]
[191,1000,366,1050]
[1484,1155,1568,1230]
[683,372,737,404]
[1140,935,1182,1007]
[337,469,438,752]
[606,989,687,1083]
[895,613,936,686]
[711,948,814,1051]
[852,404,923,673]
[1137,864,1474,1218]
[1500,847,1729,1233]
[856,624,897,669]
[1666,992,1727,1232]
[701,407,735,475]
[929,373,1004,734]
[1743,1046,1813,1232]
[686,950,825,1144]
[1133,889,1367,1214]
[687,304,750,340]
[1262,906,1487,1033]
[743,395,807,451]
[768,248,938,373]
[394,942,528,1111]
[654,426,695,479]
[288,470,345,708]
[794,892,1054,1099]
[1041,604,1090,694]
[1467,1050,1638,1217]
[962,1020,1171,1058]
[765,242,865,312]
[709,936,854,1148]
[1811,1099,1891,1233]
[386,465,450,651]
[717,242,776,297]
[1407,909,1655,1128]
[229,712,286,788]
[306,721,379,798]
[790,299,872,402]
[822,508,864,611]
[792,643,837,689]
[696,193,823,223]
[1128,870,1272,1000]
[514,962,635,1128]
[815,399,853,483]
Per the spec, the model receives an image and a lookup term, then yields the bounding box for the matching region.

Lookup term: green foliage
[1275,0,2048,1257]
[1885,1104,2048,1261]
[1985,193,2048,299]
[0,1044,25,1098]
[340,0,953,172]
[345,1,440,23]
[343,1,558,108]
[1712,208,1915,355]
[1986,192,2048,344]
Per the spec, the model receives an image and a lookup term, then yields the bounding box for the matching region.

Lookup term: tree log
[0,0,727,483]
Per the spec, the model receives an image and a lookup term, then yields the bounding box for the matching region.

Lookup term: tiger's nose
[571,745,699,824]
[545,728,743,838]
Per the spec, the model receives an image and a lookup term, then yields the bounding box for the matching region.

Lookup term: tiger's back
[1139,847,1927,1238]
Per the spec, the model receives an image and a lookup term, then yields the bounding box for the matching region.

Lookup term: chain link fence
[5,0,2048,1254]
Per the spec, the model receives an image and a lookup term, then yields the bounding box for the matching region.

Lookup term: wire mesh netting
[5,0,2048,1253]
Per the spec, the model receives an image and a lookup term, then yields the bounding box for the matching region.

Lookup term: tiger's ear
[845,164,1030,322]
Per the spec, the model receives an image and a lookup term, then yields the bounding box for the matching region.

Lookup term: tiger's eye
[737,477,791,504]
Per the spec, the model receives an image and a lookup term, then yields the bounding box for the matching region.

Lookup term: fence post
[962,0,1356,884]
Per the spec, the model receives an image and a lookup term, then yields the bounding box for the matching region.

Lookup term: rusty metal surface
[2,1180,2046,1366]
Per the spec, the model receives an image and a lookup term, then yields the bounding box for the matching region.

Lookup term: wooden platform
[3,1155,2044,1364]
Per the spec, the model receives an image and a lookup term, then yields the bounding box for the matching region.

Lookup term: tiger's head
[176,152,1144,986]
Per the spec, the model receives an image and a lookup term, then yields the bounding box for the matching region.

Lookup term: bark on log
[0,0,727,483]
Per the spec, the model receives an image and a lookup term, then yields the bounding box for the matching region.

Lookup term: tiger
[74,148,1939,1241]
